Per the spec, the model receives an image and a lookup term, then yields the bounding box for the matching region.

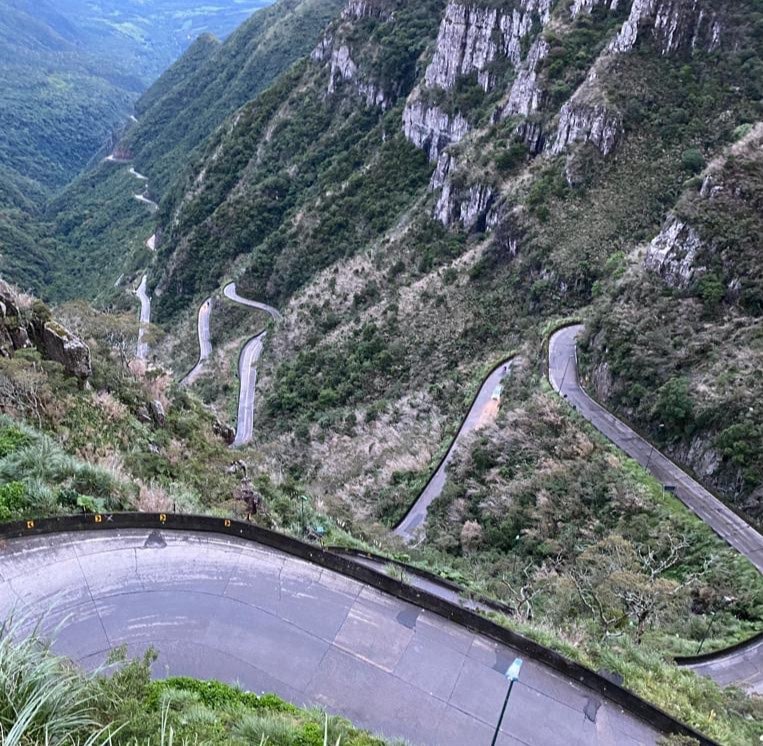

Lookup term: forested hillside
[41,0,346,302]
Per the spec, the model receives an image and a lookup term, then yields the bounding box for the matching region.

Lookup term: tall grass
[0,617,110,745]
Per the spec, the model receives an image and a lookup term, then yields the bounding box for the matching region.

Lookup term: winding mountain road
[549,325,763,572]
[549,324,763,691]
[135,275,151,361]
[181,282,280,445]
[0,528,664,746]
[134,193,159,211]
[232,332,266,447]
[181,298,213,387]
[395,360,517,540]
[223,282,283,321]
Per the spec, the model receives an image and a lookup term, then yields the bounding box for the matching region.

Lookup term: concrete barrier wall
[0,512,717,745]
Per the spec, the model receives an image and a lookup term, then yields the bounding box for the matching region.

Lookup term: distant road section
[135,275,151,361]
[548,325,763,573]
[395,359,516,541]
[134,193,159,212]
[181,298,213,387]
[223,282,283,321]
[233,333,266,447]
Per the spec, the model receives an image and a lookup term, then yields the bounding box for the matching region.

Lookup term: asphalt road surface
[687,638,763,695]
[224,282,283,321]
[549,324,763,691]
[134,193,159,212]
[233,333,266,447]
[0,529,662,746]
[395,360,516,540]
[222,282,281,446]
[181,298,213,387]
[135,275,151,361]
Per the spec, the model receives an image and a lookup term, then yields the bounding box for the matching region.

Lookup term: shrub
[681,149,705,174]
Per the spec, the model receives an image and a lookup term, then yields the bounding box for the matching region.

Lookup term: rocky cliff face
[0,279,91,380]
[402,0,554,228]
[551,101,623,157]
[644,218,705,288]
[608,0,723,55]
[312,1,398,110]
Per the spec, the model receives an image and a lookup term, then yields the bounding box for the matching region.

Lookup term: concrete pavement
[181,298,213,387]
[395,360,516,541]
[223,282,283,321]
[222,282,281,446]
[0,529,662,746]
[135,274,151,361]
[549,324,763,691]
[134,193,159,211]
[232,332,266,447]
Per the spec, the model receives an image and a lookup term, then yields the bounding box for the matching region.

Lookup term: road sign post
[490,658,523,746]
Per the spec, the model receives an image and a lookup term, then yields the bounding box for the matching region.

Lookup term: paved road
[687,639,763,695]
[135,275,151,361]
[134,193,159,212]
[233,333,266,447]
[130,167,148,181]
[0,529,661,746]
[395,360,516,540]
[223,282,283,322]
[181,298,213,387]
[222,282,281,446]
[549,325,763,690]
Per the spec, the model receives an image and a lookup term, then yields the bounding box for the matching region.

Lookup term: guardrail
[0,512,717,745]
[394,355,516,532]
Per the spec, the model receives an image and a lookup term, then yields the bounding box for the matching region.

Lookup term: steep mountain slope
[4,1,763,737]
[40,0,346,303]
[584,122,763,519]
[0,0,138,191]
[124,0,348,193]
[150,0,761,522]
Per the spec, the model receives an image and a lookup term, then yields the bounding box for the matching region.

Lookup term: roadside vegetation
[0,621,391,745]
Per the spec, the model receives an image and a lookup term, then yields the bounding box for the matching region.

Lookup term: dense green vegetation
[0,624,391,745]
[125,0,346,194]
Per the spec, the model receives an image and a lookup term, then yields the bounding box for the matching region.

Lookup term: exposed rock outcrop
[551,101,623,156]
[341,0,392,20]
[0,279,91,380]
[609,0,723,55]
[326,44,389,108]
[403,102,469,162]
[501,39,549,118]
[424,0,553,93]
[38,322,92,380]
[571,0,621,16]
[644,218,705,288]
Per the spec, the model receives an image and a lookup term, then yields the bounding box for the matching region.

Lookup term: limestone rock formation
[38,322,92,380]
[609,0,723,55]
[402,102,469,162]
[551,101,623,156]
[644,218,705,288]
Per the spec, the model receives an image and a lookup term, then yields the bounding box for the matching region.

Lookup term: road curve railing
[395,357,517,541]
[548,323,763,691]
[0,513,718,746]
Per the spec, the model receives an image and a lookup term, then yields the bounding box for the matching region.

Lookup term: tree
[652,377,694,436]
[681,148,705,174]
[568,534,701,643]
